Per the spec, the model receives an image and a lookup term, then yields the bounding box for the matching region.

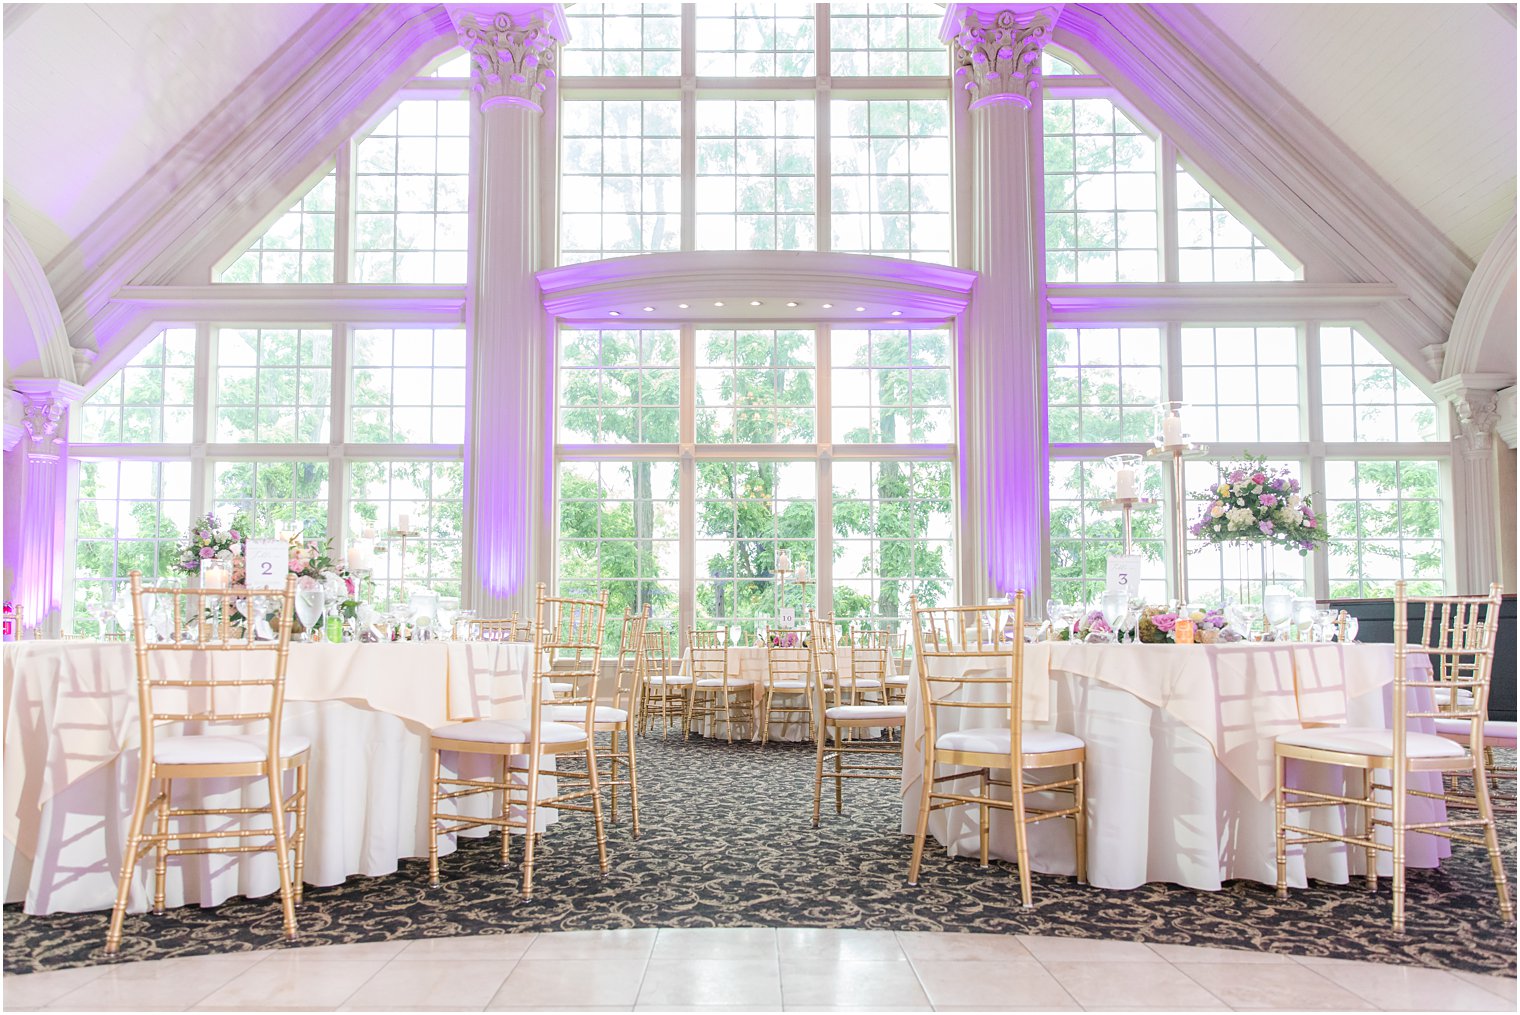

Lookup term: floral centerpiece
[1137,606,1234,644]
[766,630,808,648]
[1052,609,1114,642]
[178,513,249,577]
[1188,457,1328,554]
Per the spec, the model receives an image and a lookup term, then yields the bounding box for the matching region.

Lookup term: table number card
[1105,554,1142,596]
[778,606,797,629]
[244,539,288,589]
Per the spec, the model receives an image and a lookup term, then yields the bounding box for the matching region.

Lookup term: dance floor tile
[1300,961,1518,1011]
[777,928,906,961]
[520,929,656,962]
[486,958,645,1009]
[895,930,1031,962]
[780,957,929,1008]
[1,966,108,1008]
[193,956,386,1010]
[1172,961,1376,1010]
[651,926,777,960]
[1016,934,1167,963]
[911,957,1079,1010]
[342,959,514,1009]
[46,955,262,1011]
[636,958,784,1008]
[1039,959,1224,1009]
[396,934,536,961]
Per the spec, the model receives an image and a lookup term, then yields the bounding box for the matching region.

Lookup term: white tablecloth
[901,642,1453,891]
[3,640,540,915]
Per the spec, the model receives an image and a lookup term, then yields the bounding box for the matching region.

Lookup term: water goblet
[294,577,325,642]
[1098,591,1128,644]
[1263,588,1294,641]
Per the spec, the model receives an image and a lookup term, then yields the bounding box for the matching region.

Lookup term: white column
[945,5,1061,605]
[5,379,83,637]
[452,6,566,618]
[1436,376,1511,592]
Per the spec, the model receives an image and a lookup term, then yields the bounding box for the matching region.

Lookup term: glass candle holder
[1152,401,1191,449]
[1105,453,1144,500]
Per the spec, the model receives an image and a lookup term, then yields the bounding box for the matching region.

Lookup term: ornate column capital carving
[1436,374,1512,458]
[10,379,82,460]
[946,5,1064,111]
[451,7,566,113]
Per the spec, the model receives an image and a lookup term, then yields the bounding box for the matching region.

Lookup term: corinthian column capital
[944,5,1064,110]
[11,378,82,460]
[450,6,568,112]
[1436,374,1512,458]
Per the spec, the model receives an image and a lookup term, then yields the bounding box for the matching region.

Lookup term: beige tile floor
[2,929,1514,1012]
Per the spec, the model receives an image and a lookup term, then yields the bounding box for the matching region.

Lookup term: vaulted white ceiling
[1192,2,1517,264]
[2,2,322,266]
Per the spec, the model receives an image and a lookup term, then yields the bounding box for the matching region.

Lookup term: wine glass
[1342,614,1359,643]
[1232,601,1264,642]
[1263,588,1294,641]
[295,578,325,642]
[1098,591,1128,644]
[1292,597,1317,642]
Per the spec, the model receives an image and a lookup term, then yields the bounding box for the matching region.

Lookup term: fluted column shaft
[6,380,82,637]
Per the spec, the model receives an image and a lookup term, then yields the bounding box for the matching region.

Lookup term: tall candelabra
[1143,403,1208,604]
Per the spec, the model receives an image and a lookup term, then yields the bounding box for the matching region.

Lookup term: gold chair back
[910,594,1026,757]
[1397,583,1503,752]
[690,628,730,687]
[610,605,650,714]
[765,627,812,690]
[848,625,891,696]
[129,571,299,760]
[807,610,841,704]
[642,625,673,683]
[532,584,610,732]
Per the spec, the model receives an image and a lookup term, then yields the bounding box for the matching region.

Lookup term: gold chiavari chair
[687,628,754,742]
[1426,598,1517,812]
[638,626,692,736]
[466,615,572,697]
[881,628,912,705]
[428,584,610,898]
[844,624,893,705]
[1274,582,1513,931]
[760,627,814,747]
[548,605,646,837]
[907,593,1087,907]
[809,610,906,825]
[106,571,308,954]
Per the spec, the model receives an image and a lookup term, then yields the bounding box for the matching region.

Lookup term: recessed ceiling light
[785,301,799,308]
[643,306,655,312]
[854,306,866,312]
[713,300,725,307]
[608,310,621,316]
[821,303,833,309]
[678,303,690,309]
[749,300,762,306]
[890,310,903,317]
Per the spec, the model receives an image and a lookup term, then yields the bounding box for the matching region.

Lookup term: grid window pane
[832,327,951,443]
[1325,460,1445,597]
[695,460,816,642]
[71,460,192,635]
[558,328,679,443]
[1319,326,1440,443]
[1179,326,1301,444]
[1176,165,1297,282]
[1182,458,1310,607]
[563,3,682,76]
[217,170,336,284]
[829,4,946,77]
[696,4,815,76]
[353,99,470,284]
[1043,97,1158,282]
[212,460,330,540]
[695,99,816,251]
[76,329,196,444]
[350,328,467,444]
[349,460,465,608]
[215,327,333,443]
[557,460,680,649]
[830,99,951,263]
[1046,327,1162,443]
[1048,459,1166,606]
[696,328,816,443]
[831,460,954,641]
[561,99,682,264]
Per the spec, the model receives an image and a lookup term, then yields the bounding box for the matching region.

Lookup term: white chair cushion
[825,704,907,722]
[843,678,882,689]
[885,675,911,685]
[1433,717,1518,746]
[545,704,629,724]
[1275,726,1467,759]
[695,677,728,687]
[1436,688,1476,709]
[935,728,1084,756]
[431,719,586,746]
[770,680,809,691]
[155,733,311,765]
[647,675,693,686]
[548,682,574,694]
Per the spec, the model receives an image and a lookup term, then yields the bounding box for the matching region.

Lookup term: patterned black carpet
[4,733,1516,977]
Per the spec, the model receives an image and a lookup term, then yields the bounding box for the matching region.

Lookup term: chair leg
[500,757,512,865]
[834,734,844,815]
[609,729,621,825]
[978,768,990,868]
[812,726,825,827]
[293,763,308,905]
[1473,751,1516,923]
[585,742,609,873]
[1073,760,1087,885]
[1362,767,1378,890]
[153,778,171,914]
[759,693,771,749]
[908,755,934,886]
[1391,764,1406,933]
[625,723,641,840]
[522,750,540,898]
[1011,772,1033,908]
[723,692,734,744]
[1274,753,1288,900]
[265,768,298,941]
[428,748,443,887]
[106,761,157,955]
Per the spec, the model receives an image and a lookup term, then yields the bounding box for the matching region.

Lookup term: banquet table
[678,646,874,741]
[900,641,1453,891]
[3,639,542,915]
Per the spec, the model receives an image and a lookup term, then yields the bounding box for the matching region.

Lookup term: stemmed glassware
[295,578,325,642]
[1098,591,1128,643]
[1262,588,1294,641]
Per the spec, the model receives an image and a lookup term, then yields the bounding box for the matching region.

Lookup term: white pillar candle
[1115,467,1137,500]
[397,512,411,532]
[1162,415,1184,447]
[795,560,809,582]
[203,567,230,589]
[362,527,376,540]
[776,549,790,571]
[347,546,364,569]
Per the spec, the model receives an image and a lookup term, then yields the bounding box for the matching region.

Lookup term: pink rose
[289,559,304,572]
[1153,613,1177,633]
[199,547,214,558]
[1251,472,1267,485]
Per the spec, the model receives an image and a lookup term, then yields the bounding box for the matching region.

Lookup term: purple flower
[1260,493,1278,507]
[1300,540,1314,551]
[1258,520,1274,534]
[199,546,215,558]
[1270,478,1285,490]
[229,530,240,541]
[1229,470,1245,483]
[1152,613,1177,633]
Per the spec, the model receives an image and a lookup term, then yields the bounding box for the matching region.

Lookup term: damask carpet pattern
[4,734,1515,977]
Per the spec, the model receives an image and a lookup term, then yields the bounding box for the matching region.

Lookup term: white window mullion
[678,321,696,650]
[190,323,214,520]
[816,320,833,616]
[329,322,350,551]
[334,142,353,284]
[815,5,832,254]
[1160,135,1179,283]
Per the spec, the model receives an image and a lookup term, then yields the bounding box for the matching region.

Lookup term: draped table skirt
[4,640,549,915]
[900,642,1452,891]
